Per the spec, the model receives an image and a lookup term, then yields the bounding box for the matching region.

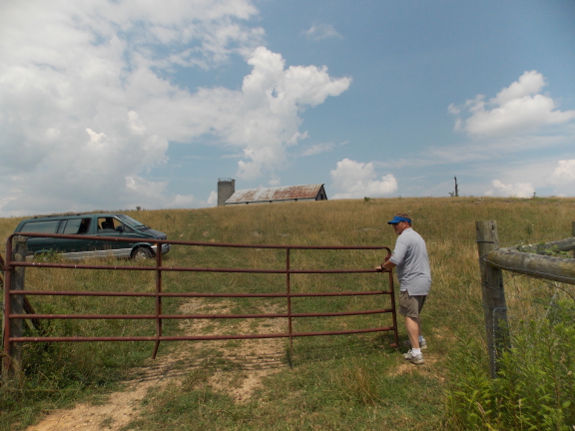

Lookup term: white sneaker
[403,339,427,350]
[403,349,424,365]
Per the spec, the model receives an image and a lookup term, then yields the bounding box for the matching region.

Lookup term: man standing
[376,213,431,365]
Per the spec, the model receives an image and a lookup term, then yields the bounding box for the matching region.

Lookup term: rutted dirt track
[26,299,288,431]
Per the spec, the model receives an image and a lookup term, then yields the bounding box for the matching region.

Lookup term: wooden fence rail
[476,220,575,378]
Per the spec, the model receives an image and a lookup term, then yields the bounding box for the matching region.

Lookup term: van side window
[20,220,60,233]
[97,217,134,233]
[98,217,116,232]
[62,218,91,234]
[78,218,91,234]
[112,217,135,233]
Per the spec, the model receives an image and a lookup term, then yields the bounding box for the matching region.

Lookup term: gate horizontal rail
[10,327,397,343]
[3,232,397,369]
[12,291,387,297]
[10,308,394,320]
[14,262,380,274]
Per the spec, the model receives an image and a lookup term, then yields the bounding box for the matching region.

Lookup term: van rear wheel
[132,246,153,260]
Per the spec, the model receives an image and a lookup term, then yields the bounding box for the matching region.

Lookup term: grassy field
[1,197,575,430]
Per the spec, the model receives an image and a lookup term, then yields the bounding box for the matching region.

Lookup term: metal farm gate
[2,233,398,374]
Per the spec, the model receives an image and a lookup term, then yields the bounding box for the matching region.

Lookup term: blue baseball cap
[388,216,411,225]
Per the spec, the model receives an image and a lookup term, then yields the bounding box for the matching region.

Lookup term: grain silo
[217,178,235,206]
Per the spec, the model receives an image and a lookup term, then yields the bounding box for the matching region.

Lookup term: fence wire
[479,242,575,371]
[481,240,575,339]
[503,271,575,335]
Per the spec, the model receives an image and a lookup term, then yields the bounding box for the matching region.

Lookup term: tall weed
[445,310,575,430]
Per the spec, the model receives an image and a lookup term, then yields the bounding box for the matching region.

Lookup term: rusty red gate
[2,233,397,372]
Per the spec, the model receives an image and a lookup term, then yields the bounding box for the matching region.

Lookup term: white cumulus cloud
[138,46,351,181]
[550,159,575,182]
[484,180,535,198]
[330,158,397,199]
[0,1,350,216]
[449,71,575,137]
[545,159,575,196]
[207,191,218,206]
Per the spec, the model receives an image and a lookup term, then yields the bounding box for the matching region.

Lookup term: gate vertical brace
[476,220,509,378]
[387,270,399,347]
[286,248,293,355]
[152,242,163,359]
[3,236,26,379]
[2,242,11,376]
[1,253,5,355]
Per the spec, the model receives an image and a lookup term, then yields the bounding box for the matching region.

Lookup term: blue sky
[1,0,575,217]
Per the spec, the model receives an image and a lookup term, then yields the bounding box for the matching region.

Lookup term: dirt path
[26,299,287,431]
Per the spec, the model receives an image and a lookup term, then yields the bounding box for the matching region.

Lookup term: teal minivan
[13,213,170,260]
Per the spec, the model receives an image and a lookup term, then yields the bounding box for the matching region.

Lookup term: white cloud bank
[551,160,575,182]
[449,70,575,137]
[330,158,397,199]
[445,71,575,198]
[484,180,535,198]
[0,0,350,216]
[546,159,575,196]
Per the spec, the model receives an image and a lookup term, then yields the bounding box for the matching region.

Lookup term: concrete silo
[217,178,235,206]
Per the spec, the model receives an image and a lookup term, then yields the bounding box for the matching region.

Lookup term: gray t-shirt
[389,227,431,295]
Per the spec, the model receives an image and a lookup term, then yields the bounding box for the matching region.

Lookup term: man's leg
[405,315,421,349]
[399,291,426,350]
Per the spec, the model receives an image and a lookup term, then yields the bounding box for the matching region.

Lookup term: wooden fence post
[476,221,510,378]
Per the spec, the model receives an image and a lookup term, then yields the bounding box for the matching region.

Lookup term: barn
[218,180,328,206]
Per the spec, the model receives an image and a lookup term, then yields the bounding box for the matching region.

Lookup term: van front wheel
[132,246,153,260]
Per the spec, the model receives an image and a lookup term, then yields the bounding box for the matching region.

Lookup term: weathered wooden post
[3,236,27,379]
[476,221,509,378]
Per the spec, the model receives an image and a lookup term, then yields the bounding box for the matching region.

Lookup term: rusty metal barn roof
[225,184,326,205]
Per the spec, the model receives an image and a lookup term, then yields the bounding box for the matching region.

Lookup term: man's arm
[376,256,396,272]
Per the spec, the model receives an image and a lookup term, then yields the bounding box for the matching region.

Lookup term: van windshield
[115,214,148,229]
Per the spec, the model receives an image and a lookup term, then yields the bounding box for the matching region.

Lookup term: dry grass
[3,196,575,430]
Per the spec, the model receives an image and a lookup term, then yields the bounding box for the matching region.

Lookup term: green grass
[2,197,575,430]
